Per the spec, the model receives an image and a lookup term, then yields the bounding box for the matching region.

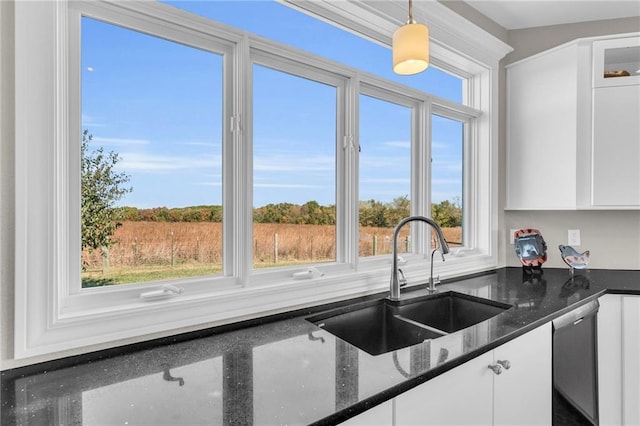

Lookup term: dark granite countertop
[2,267,640,425]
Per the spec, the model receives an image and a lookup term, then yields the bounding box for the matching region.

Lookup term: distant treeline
[119,196,462,228]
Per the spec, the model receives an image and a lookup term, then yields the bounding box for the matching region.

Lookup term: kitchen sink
[396,291,512,333]
[307,291,511,356]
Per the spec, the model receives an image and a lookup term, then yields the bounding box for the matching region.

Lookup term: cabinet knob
[497,360,511,370]
[488,364,502,375]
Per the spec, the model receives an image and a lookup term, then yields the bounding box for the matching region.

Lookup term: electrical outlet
[509,229,519,244]
[568,229,581,246]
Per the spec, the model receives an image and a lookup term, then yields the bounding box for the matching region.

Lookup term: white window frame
[14,0,510,360]
[245,45,349,284]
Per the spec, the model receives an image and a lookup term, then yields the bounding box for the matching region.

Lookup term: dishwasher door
[553,300,600,425]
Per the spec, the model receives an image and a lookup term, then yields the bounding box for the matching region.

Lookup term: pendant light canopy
[392,0,430,75]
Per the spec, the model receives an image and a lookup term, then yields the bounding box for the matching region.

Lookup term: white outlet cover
[568,229,581,246]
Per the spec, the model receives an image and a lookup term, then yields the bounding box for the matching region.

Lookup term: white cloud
[360,177,410,185]
[254,154,334,172]
[117,152,221,172]
[81,114,106,128]
[92,137,151,147]
[360,156,407,169]
[255,183,324,189]
[431,141,451,150]
[383,141,410,149]
[432,178,462,186]
[182,141,220,148]
[195,181,222,187]
[432,159,463,172]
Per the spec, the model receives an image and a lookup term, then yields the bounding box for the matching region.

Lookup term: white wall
[504,211,640,269]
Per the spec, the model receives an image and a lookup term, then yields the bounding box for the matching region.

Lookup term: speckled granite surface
[2,267,639,425]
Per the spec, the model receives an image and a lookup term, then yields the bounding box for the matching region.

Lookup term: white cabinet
[506,41,591,210]
[493,323,551,426]
[591,36,640,208]
[395,350,493,425]
[592,84,640,207]
[598,294,640,426]
[597,294,623,425]
[593,37,640,88]
[621,297,640,425]
[506,34,640,210]
[395,323,551,425]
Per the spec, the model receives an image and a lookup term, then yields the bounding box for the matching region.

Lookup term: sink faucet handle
[398,268,408,287]
[427,274,439,293]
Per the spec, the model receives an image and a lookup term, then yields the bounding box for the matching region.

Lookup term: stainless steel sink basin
[307,291,511,356]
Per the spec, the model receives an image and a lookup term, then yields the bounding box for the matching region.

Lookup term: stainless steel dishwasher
[553,299,600,425]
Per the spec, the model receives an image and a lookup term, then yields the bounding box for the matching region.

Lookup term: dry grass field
[82,221,462,285]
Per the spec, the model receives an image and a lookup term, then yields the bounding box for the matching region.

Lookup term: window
[431,114,465,248]
[252,64,337,268]
[14,0,506,359]
[80,17,224,287]
[358,93,412,258]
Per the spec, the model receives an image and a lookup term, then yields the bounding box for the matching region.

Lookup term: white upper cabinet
[593,37,640,88]
[591,36,640,208]
[592,85,640,207]
[506,41,590,210]
[506,34,640,210]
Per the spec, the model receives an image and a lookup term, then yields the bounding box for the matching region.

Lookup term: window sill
[17,252,497,361]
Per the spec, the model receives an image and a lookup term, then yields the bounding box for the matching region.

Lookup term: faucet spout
[389,215,449,301]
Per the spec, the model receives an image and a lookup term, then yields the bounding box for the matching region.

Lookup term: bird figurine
[558,245,590,276]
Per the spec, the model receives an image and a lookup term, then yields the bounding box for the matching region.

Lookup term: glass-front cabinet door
[593,36,640,88]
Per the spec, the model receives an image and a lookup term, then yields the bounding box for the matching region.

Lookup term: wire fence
[82,222,462,272]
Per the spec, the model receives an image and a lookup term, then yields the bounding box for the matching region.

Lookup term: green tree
[208,205,223,222]
[388,195,410,225]
[81,130,132,266]
[359,199,389,227]
[431,198,462,227]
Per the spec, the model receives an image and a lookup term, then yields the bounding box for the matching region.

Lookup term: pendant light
[392,0,430,75]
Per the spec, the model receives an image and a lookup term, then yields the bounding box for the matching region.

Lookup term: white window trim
[14,0,509,360]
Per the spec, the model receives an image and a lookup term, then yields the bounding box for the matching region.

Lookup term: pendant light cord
[408,0,415,24]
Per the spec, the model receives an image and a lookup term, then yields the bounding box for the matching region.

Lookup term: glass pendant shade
[392,22,430,75]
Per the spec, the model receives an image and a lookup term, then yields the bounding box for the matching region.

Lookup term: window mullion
[411,100,431,254]
[337,76,359,266]
[229,35,252,286]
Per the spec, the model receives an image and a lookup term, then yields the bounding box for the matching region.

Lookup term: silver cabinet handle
[497,360,511,370]
[488,364,502,375]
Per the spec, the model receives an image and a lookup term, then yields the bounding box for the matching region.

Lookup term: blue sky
[81,1,462,209]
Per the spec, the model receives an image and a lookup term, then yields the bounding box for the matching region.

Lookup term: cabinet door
[593,37,640,88]
[622,297,640,425]
[493,323,552,426]
[592,86,640,207]
[395,351,493,425]
[506,44,579,209]
[340,399,394,425]
[598,294,623,425]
